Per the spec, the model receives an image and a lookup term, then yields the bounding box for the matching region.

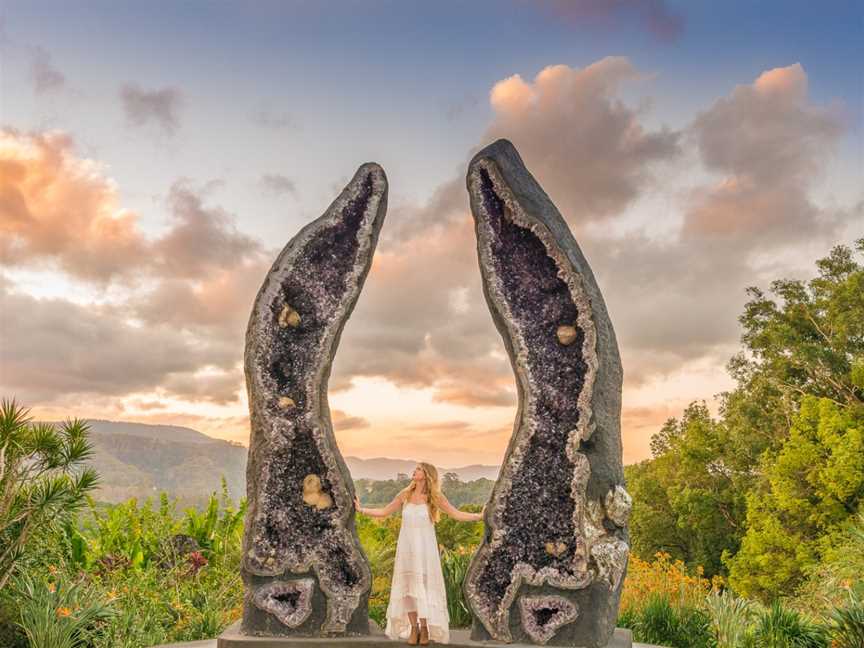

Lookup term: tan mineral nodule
[302,474,333,510]
[278,304,301,328]
[277,396,295,409]
[556,324,578,345]
[544,540,568,557]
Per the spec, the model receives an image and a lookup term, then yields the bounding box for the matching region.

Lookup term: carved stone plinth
[217,621,634,647]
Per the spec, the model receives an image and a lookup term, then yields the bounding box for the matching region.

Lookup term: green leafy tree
[727,396,864,599]
[720,239,864,599]
[627,240,864,586]
[627,402,746,576]
[0,398,100,590]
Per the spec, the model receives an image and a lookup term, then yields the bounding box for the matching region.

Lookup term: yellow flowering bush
[621,551,722,613]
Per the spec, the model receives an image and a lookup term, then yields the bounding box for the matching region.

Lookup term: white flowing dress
[384,501,450,644]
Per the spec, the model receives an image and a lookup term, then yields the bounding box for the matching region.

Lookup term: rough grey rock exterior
[462,139,630,647]
[239,163,388,637]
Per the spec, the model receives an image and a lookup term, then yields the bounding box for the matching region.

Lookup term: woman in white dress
[354,462,484,645]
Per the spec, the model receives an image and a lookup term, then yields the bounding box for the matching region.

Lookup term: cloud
[332,409,371,431]
[683,63,846,244]
[485,59,682,222]
[3,58,857,465]
[335,57,855,422]
[0,128,275,405]
[0,128,150,284]
[529,0,685,42]
[329,58,686,407]
[405,420,473,431]
[0,128,268,286]
[260,173,298,196]
[0,280,234,405]
[30,46,65,93]
[120,83,183,135]
[149,181,265,279]
[329,211,517,408]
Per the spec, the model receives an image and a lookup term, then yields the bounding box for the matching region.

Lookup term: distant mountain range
[36,419,501,507]
[343,456,500,482]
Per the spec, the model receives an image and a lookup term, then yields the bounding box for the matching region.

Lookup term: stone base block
[216,620,633,647]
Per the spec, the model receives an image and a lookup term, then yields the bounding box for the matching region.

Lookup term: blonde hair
[398,462,443,524]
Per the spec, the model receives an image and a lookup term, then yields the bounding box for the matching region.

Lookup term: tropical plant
[704,590,757,648]
[752,599,828,648]
[628,592,714,648]
[440,545,473,627]
[0,397,100,590]
[182,477,247,558]
[827,581,864,648]
[13,571,115,648]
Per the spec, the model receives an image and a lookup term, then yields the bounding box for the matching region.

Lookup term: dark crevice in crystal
[534,607,559,627]
[274,590,301,608]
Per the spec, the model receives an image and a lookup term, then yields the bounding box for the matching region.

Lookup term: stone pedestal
[217,621,634,647]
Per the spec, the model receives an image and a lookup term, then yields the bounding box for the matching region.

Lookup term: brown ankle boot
[408,622,420,645]
[419,623,429,645]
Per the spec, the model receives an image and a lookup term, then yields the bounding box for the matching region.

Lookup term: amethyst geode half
[240,163,387,636]
[463,139,630,647]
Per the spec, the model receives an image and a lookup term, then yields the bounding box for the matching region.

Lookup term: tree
[726,395,864,600]
[627,403,746,577]
[0,397,100,590]
[627,240,864,586]
[721,239,864,599]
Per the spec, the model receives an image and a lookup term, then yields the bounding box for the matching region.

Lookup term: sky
[1,0,862,468]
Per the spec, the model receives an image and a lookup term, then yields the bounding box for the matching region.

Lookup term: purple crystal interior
[473,167,588,611]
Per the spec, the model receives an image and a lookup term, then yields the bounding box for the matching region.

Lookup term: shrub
[704,590,757,648]
[440,546,473,627]
[0,398,100,590]
[621,551,722,614]
[629,592,714,648]
[827,581,864,648]
[13,570,115,648]
[753,599,828,648]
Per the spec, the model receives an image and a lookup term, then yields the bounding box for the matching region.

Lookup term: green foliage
[13,571,116,648]
[626,402,746,577]
[2,483,246,647]
[727,396,864,599]
[735,239,864,409]
[827,581,864,648]
[796,511,864,614]
[0,397,101,591]
[629,241,864,601]
[627,593,714,648]
[440,547,472,627]
[704,590,757,648]
[182,477,246,558]
[752,600,828,648]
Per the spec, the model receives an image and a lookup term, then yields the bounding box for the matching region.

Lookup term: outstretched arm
[354,493,403,518]
[439,494,485,522]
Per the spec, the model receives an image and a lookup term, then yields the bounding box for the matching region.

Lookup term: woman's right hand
[353,495,361,512]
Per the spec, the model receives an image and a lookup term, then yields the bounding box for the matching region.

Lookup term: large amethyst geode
[240,163,387,636]
[463,139,630,647]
